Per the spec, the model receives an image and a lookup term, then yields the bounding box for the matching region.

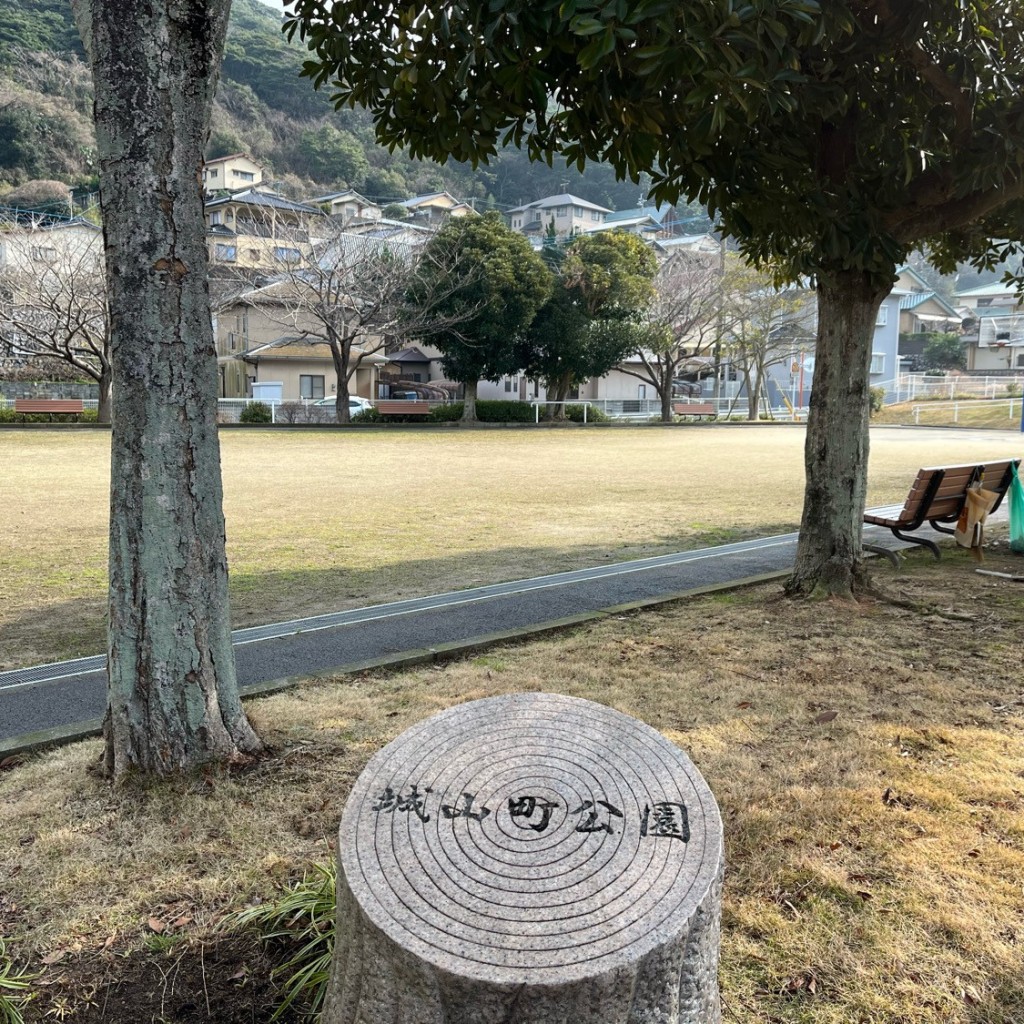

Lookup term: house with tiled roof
[506,194,612,239]
[311,189,381,226]
[395,192,476,227]
[204,187,326,270]
[201,153,263,193]
[213,278,385,399]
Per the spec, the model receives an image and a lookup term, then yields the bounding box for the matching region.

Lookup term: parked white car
[314,395,374,415]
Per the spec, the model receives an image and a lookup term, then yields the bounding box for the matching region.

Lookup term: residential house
[202,153,264,194]
[0,219,105,375]
[762,288,905,407]
[214,280,384,400]
[651,234,723,258]
[311,189,382,226]
[382,346,439,384]
[394,192,476,228]
[239,337,385,402]
[890,265,961,369]
[0,218,102,271]
[955,281,1024,371]
[205,188,326,271]
[344,218,434,247]
[590,205,680,241]
[506,194,612,239]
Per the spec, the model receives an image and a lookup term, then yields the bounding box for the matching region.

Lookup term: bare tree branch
[0,226,112,420]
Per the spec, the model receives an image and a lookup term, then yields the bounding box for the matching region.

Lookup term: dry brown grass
[2,424,1022,669]
[876,400,1024,430]
[1,545,1023,1023]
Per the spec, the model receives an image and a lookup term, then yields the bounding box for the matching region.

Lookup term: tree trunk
[329,338,351,423]
[660,383,673,422]
[751,368,765,422]
[461,378,478,421]
[787,268,889,599]
[73,0,262,777]
[744,369,757,421]
[97,364,112,424]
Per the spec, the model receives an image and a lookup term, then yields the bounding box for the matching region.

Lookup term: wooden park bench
[12,398,85,421]
[376,399,431,418]
[672,402,716,420]
[863,458,1019,565]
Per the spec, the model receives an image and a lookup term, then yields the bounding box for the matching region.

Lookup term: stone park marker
[322,692,724,1023]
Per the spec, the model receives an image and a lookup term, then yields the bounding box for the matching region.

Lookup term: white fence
[909,398,1022,425]
[890,374,1024,403]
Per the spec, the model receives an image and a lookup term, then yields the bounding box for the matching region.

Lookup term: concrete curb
[0,570,790,760]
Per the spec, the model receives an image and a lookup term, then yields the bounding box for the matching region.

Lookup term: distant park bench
[863,458,1019,564]
[376,399,432,418]
[12,399,85,420]
[672,402,716,420]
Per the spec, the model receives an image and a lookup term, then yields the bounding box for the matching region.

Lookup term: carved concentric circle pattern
[340,693,723,985]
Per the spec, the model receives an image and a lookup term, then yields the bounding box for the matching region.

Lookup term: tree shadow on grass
[0,522,800,670]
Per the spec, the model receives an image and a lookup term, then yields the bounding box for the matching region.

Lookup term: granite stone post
[322,693,724,1024]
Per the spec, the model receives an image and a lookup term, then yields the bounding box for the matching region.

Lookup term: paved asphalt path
[0,525,918,748]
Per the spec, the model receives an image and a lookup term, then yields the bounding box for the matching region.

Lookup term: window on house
[209,169,218,178]
[234,170,255,181]
[638,384,647,400]
[214,243,236,262]
[300,374,325,399]
[870,353,885,374]
[274,247,301,263]
[210,212,222,225]
[30,246,57,262]
[556,206,567,217]
[504,378,512,392]
[875,306,888,326]
[591,211,601,221]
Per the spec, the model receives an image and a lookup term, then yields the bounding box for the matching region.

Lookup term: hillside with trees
[0,0,712,222]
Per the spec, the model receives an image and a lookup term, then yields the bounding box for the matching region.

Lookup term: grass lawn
[1,423,1022,669]
[1,546,1022,1023]
[875,399,1024,430]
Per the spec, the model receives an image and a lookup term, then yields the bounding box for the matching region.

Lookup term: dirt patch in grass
[2,424,1022,668]
[2,544,1024,1023]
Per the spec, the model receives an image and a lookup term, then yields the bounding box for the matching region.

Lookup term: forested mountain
[0,0,711,223]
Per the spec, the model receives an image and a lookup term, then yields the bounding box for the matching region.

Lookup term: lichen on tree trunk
[72,0,262,776]
[787,267,890,600]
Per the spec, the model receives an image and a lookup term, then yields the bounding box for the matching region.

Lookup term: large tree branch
[888,170,1024,242]
[854,0,974,147]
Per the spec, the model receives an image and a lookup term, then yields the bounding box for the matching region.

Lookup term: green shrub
[226,863,335,1021]
[869,386,886,415]
[564,403,609,423]
[80,408,98,423]
[239,401,273,424]
[350,406,382,423]
[0,408,15,423]
[476,400,536,422]
[428,402,463,422]
[428,401,536,422]
[1006,382,1022,398]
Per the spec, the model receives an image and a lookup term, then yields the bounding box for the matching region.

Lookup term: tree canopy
[284,0,1024,598]
[414,211,551,419]
[529,231,657,409]
[285,0,1024,286]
